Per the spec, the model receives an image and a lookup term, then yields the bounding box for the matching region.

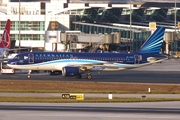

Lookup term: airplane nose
[7,59,11,64]
[7,59,16,65]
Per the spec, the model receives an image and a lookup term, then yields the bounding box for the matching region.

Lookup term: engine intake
[62,67,80,77]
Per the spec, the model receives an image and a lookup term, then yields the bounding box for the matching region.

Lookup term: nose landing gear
[27,70,31,78]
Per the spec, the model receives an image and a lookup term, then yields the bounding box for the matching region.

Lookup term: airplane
[0,19,11,59]
[7,27,167,79]
[0,19,30,61]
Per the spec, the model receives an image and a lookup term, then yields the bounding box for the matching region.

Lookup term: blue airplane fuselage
[7,51,167,65]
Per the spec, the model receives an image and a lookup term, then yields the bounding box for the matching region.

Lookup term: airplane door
[28,53,34,63]
[134,54,142,64]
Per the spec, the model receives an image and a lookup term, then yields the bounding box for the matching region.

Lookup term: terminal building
[0,0,180,55]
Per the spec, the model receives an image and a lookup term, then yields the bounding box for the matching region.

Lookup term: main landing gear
[75,73,92,80]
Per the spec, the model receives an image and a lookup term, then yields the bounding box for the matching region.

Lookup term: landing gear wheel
[86,74,92,80]
[27,70,31,79]
[75,74,82,79]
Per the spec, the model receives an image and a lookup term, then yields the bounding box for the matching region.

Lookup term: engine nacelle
[147,57,156,62]
[62,67,80,77]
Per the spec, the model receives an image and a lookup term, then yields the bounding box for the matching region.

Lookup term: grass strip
[0,80,180,94]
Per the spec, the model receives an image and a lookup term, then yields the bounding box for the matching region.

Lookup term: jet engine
[62,67,80,76]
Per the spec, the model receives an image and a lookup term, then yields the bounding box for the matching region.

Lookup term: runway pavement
[0,102,180,120]
[0,58,180,84]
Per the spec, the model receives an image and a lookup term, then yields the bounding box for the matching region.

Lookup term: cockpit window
[14,55,24,60]
[14,56,19,59]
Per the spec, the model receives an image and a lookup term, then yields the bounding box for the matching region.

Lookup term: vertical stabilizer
[0,19,11,48]
[136,27,165,54]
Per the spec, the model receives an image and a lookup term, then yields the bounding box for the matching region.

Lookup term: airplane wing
[0,58,11,62]
[54,62,104,71]
[99,58,168,71]
[5,48,30,52]
[0,52,17,62]
[57,58,168,72]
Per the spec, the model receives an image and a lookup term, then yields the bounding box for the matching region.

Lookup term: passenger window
[19,56,24,60]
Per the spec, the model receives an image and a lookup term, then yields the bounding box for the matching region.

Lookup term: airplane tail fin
[136,27,165,54]
[0,19,11,49]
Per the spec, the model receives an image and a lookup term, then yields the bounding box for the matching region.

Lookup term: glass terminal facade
[68,6,180,52]
[0,21,45,41]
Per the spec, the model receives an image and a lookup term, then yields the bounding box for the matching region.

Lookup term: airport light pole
[19,0,21,51]
[175,0,177,32]
[174,0,177,53]
[130,0,132,52]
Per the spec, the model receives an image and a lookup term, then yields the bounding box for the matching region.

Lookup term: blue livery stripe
[137,27,165,54]
[30,59,105,66]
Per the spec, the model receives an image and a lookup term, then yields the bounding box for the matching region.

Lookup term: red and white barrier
[1,69,14,74]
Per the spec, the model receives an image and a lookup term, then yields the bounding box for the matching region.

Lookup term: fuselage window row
[34,57,130,61]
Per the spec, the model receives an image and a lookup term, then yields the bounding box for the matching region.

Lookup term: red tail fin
[0,19,11,48]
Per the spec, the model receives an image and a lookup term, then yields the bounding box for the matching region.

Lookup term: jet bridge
[45,30,121,52]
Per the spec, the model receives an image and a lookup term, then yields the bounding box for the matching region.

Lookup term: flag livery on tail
[0,19,11,49]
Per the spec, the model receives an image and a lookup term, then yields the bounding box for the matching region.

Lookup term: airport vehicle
[7,27,167,79]
[0,61,14,74]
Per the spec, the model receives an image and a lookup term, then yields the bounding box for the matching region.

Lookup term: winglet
[136,27,165,54]
[0,19,11,49]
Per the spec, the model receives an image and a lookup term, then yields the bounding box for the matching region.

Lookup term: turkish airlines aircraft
[0,19,11,59]
[0,19,30,61]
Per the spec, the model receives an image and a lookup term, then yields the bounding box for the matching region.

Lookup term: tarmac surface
[0,58,180,84]
[1,70,180,84]
[0,102,180,120]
